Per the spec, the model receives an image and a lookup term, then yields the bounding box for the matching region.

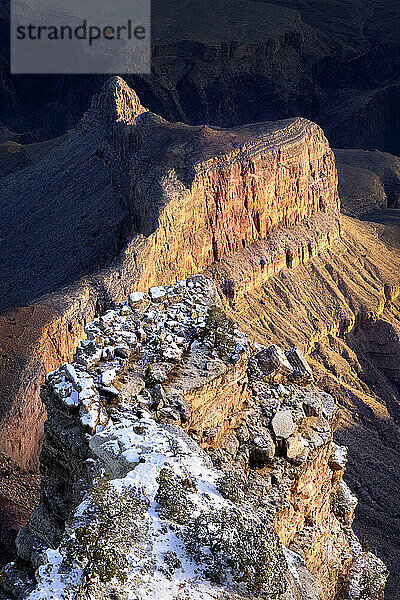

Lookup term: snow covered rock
[7,274,387,600]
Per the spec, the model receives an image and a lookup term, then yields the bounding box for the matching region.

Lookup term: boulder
[329,443,348,471]
[286,347,314,385]
[146,364,168,384]
[249,431,276,467]
[285,434,309,463]
[257,345,293,381]
[271,410,296,440]
[149,286,167,302]
[129,292,146,307]
[302,392,322,417]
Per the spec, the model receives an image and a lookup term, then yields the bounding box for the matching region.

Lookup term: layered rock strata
[2,276,387,600]
[2,78,400,598]
[220,215,400,597]
[206,212,340,302]
[224,216,400,352]
[0,76,340,472]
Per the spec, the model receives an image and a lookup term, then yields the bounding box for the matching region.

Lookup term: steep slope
[219,217,400,348]
[0,79,146,312]
[0,453,39,569]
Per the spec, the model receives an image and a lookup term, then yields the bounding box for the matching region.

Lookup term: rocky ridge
[1,276,387,600]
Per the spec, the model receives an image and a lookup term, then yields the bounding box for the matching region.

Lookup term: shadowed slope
[335,149,400,217]
[0,78,147,312]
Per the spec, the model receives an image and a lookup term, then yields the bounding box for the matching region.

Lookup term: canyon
[0,75,340,468]
[1,75,400,598]
[0,0,399,156]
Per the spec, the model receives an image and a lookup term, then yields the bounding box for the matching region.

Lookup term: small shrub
[61,476,149,591]
[145,364,159,388]
[159,551,182,578]
[247,352,261,385]
[164,551,181,570]
[155,468,195,524]
[216,472,245,503]
[198,306,236,359]
[182,507,287,596]
[67,524,121,583]
[361,534,372,553]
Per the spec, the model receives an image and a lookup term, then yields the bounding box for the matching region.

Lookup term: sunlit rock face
[0,76,340,474]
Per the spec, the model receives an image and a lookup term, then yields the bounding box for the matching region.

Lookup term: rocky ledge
[1,276,387,600]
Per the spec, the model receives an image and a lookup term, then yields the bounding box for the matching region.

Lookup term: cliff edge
[1,276,387,600]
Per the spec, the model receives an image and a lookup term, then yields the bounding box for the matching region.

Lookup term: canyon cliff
[1,78,400,597]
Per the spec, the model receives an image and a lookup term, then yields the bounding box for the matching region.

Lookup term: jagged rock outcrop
[1,277,387,600]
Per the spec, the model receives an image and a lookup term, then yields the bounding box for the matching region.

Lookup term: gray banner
[11,0,151,73]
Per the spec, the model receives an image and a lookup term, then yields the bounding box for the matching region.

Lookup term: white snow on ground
[27,276,258,599]
[330,443,348,469]
[27,410,242,599]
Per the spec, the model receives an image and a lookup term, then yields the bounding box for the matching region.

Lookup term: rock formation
[0,75,339,469]
[0,453,39,570]
[1,276,387,600]
[1,77,400,597]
